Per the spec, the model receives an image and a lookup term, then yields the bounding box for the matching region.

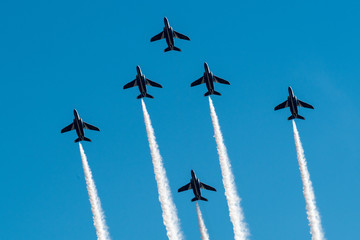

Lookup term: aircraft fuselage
[288,87,299,118]
[191,170,202,200]
[136,66,147,97]
[204,62,215,94]
[73,109,85,140]
[163,17,174,48]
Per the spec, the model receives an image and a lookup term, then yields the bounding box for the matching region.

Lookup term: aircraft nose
[204,62,209,69]
[164,17,168,24]
[73,109,78,115]
[288,86,292,94]
[136,65,141,73]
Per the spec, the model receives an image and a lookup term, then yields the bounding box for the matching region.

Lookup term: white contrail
[195,203,210,240]
[208,97,249,240]
[292,121,325,240]
[79,143,110,240]
[141,99,183,240]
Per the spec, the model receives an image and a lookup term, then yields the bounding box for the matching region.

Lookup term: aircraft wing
[61,123,75,133]
[146,78,163,88]
[214,76,230,85]
[123,79,137,89]
[297,100,314,109]
[274,100,289,111]
[200,182,216,192]
[191,76,205,87]
[151,31,165,42]
[178,182,192,192]
[173,31,190,40]
[83,122,100,131]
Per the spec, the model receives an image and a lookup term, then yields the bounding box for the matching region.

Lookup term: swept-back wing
[61,123,75,133]
[146,79,162,88]
[297,100,314,109]
[191,77,205,87]
[178,182,192,192]
[123,79,137,89]
[214,76,230,85]
[83,122,100,131]
[200,182,216,192]
[150,31,165,42]
[274,100,289,111]
[173,31,190,40]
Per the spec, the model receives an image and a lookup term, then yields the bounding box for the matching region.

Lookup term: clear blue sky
[0,0,359,239]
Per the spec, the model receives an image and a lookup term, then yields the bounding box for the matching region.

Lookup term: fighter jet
[150,17,190,52]
[61,109,100,142]
[178,170,216,202]
[191,62,230,96]
[123,66,162,99]
[274,86,314,120]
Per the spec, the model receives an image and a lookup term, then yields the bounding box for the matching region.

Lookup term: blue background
[0,0,359,239]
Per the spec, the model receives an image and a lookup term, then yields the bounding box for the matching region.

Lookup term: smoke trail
[141,99,183,240]
[79,143,110,240]
[208,97,249,240]
[195,203,210,240]
[292,121,325,240]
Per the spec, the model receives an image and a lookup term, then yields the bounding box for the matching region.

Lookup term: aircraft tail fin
[191,196,208,202]
[164,46,181,52]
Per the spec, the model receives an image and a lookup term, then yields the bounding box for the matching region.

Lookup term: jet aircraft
[191,62,230,96]
[150,17,190,52]
[123,66,162,99]
[178,170,216,202]
[274,86,314,120]
[61,109,100,142]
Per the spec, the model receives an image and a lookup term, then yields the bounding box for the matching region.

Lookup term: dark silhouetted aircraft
[123,66,162,99]
[274,86,314,120]
[191,62,230,96]
[61,109,100,142]
[150,17,190,52]
[178,170,216,202]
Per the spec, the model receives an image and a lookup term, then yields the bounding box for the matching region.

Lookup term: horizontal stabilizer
[191,196,208,202]
[137,93,154,99]
[288,115,295,120]
[75,137,91,143]
[297,115,305,120]
[204,91,221,96]
[164,46,181,52]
